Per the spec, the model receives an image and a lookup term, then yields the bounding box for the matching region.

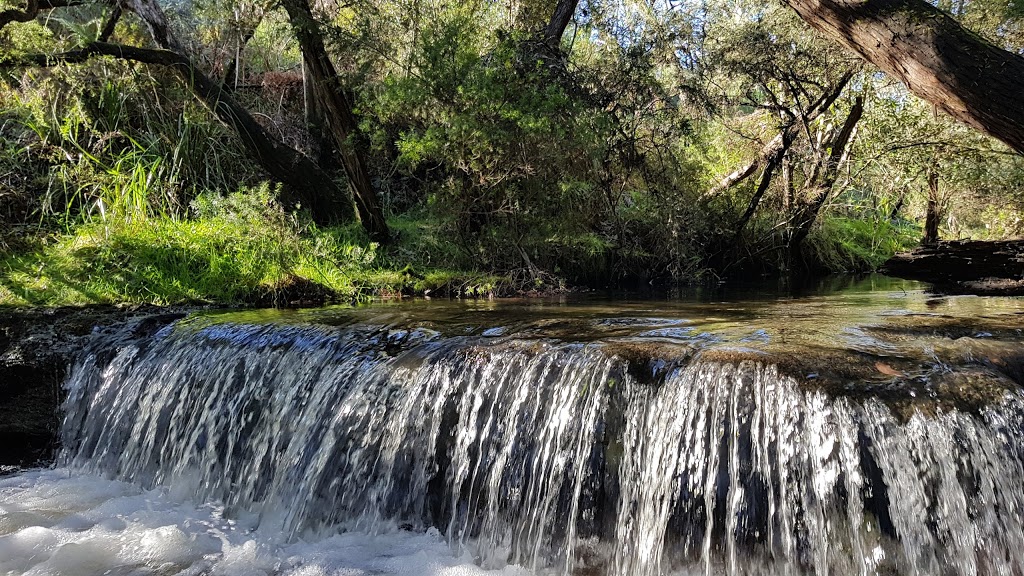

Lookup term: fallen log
[881,240,1024,295]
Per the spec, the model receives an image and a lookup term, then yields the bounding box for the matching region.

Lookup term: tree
[280,0,390,242]
[783,0,1024,154]
[787,94,865,255]
[1,0,355,225]
[544,0,578,48]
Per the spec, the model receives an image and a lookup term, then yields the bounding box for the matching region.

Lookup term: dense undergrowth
[0,189,916,306]
[4,0,1020,307]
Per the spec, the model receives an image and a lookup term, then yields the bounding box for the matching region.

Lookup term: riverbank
[2,184,926,309]
[0,193,516,308]
[881,239,1024,296]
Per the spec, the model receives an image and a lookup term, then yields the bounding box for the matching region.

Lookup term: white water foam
[0,469,533,576]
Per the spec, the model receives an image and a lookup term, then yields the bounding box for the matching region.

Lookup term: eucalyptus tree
[280,0,389,242]
[693,1,868,264]
[782,0,1024,154]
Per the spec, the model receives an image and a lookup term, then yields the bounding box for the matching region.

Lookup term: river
[3,276,1024,575]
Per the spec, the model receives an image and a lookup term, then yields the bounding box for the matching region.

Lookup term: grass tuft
[807,216,920,273]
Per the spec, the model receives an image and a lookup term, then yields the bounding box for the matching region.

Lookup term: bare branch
[97,3,122,42]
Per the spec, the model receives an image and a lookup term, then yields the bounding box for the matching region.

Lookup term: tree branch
[97,3,122,42]
[4,41,188,68]
[0,0,84,32]
[2,39,353,225]
[701,71,853,202]
[783,0,1024,154]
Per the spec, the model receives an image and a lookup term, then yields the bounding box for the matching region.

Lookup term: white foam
[0,469,533,576]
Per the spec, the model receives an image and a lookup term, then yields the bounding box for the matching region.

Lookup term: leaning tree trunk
[789,95,865,257]
[6,41,354,224]
[544,0,579,48]
[280,0,389,242]
[783,0,1024,154]
[732,130,796,239]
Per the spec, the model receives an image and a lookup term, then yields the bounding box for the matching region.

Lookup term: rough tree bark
[544,0,579,48]
[783,0,1024,154]
[280,0,389,242]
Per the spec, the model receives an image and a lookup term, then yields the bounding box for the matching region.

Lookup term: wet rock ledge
[0,307,187,468]
[882,240,1024,295]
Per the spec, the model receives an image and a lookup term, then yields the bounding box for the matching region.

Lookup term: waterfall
[56,315,1024,575]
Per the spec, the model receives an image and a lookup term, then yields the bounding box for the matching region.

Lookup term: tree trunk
[733,130,796,238]
[782,0,1024,154]
[302,54,315,126]
[544,0,579,48]
[924,163,941,244]
[280,0,389,242]
[889,189,906,220]
[221,27,256,90]
[789,95,865,255]
[781,155,795,212]
[97,3,121,41]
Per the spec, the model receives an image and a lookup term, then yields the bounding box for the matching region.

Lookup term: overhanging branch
[2,39,353,225]
[0,0,85,32]
[4,41,188,69]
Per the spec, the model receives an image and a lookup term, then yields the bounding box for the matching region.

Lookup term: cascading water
[4,291,1024,575]
[62,321,613,572]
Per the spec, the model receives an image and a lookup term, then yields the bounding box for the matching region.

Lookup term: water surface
[3,275,1023,575]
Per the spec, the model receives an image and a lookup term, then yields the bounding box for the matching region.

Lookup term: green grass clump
[0,185,502,306]
[2,186,296,305]
[807,216,920,273]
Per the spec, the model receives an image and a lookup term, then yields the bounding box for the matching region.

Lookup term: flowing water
[4,276,1024,575]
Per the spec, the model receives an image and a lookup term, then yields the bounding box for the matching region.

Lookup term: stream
[3,276,1024,575]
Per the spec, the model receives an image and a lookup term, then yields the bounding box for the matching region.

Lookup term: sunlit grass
[0,188,499,307]
[808,216,920,273]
